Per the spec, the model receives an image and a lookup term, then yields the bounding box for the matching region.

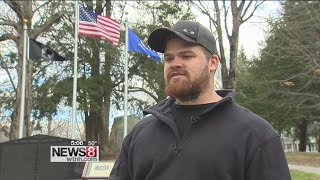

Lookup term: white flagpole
[19,19,28,138]
[72,0,79,139]
[124,19,128,138]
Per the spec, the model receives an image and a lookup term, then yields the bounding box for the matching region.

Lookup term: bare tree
[0,1,65,139]
[192,0,264,89]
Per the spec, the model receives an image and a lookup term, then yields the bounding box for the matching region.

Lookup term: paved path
[289,164,320,175]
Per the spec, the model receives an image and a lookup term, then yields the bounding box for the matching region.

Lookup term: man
[110,20,291,180]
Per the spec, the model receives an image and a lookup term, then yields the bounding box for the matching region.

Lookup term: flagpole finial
[124,12,128,23]
[23,19,28,24]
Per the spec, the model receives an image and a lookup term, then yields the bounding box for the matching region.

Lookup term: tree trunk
[48,115,52,136]
[296,119,308,152]
[102,92,110,143]
[84,0,105,149]
[213,1,228,89]
[10,103,19,140]
[102,42,114,149]
[211,0,261,90]
[85,40,102,142]
[9,1,33,140]
[84,0,112,156]
[103,0,113,150]
[227,1,241,90]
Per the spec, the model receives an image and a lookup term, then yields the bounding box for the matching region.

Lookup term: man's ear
[209,55,220,72]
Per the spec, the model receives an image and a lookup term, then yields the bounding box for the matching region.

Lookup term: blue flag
[128,29,161,62]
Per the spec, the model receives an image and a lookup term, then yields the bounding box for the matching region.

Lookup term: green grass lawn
[291,170,320,180]
[286,152,320,179]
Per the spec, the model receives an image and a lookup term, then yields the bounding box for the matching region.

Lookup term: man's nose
[170,57,183,68]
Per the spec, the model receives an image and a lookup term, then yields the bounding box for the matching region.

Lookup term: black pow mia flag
[29,38,67,61]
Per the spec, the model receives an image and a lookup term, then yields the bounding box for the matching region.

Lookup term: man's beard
[165,66,210,102]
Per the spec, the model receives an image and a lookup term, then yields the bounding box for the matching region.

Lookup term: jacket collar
[143,89,234,116]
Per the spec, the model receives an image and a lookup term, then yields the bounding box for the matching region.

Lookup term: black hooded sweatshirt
[110,90,291,180]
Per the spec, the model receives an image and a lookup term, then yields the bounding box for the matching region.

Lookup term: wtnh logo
[50,146,99,162]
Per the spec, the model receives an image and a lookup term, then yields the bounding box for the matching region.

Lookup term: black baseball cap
[148,20,216,55]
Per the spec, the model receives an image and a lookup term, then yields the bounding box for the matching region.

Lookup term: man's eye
[164,57,173,62]
[183,55,192,59]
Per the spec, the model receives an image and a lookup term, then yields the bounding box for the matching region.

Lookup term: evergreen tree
[237,1,320,152]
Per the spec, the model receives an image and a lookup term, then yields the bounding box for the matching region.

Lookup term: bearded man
[110,20,291,180]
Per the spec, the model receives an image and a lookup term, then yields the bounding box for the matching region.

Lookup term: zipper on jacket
[172,116,200,156]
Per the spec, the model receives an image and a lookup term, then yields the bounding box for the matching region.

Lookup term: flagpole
[19,19,28,139]
[72,0,79,139]
[124,17,128,138]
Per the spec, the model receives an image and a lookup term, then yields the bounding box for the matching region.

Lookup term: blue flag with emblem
[128,29,161,62]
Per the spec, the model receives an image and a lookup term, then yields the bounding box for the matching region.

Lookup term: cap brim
[148,28,199,53]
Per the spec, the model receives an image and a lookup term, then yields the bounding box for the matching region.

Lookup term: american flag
[79,7,121,46]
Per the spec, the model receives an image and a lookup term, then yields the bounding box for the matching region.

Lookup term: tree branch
[5,0,22,20]
[223,1,231,39]
[33,62,54,79]
[275,90,320,99]
[238,0,246,14]
[0,20,19,29]
[0,61,17,93]
[241,0,253,19]
[30,11,65,38]
[113,78,123,89]
[192,1,218,27]
[129,87,158,101]
[213,1,226,57]
[242,0,265,23]
[0,33,17,43]
[33,2,51,15]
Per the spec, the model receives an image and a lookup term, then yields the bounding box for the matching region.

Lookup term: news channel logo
[50,140,99,162]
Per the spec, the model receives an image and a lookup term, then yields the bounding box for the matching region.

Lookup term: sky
[238,1,282,57]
